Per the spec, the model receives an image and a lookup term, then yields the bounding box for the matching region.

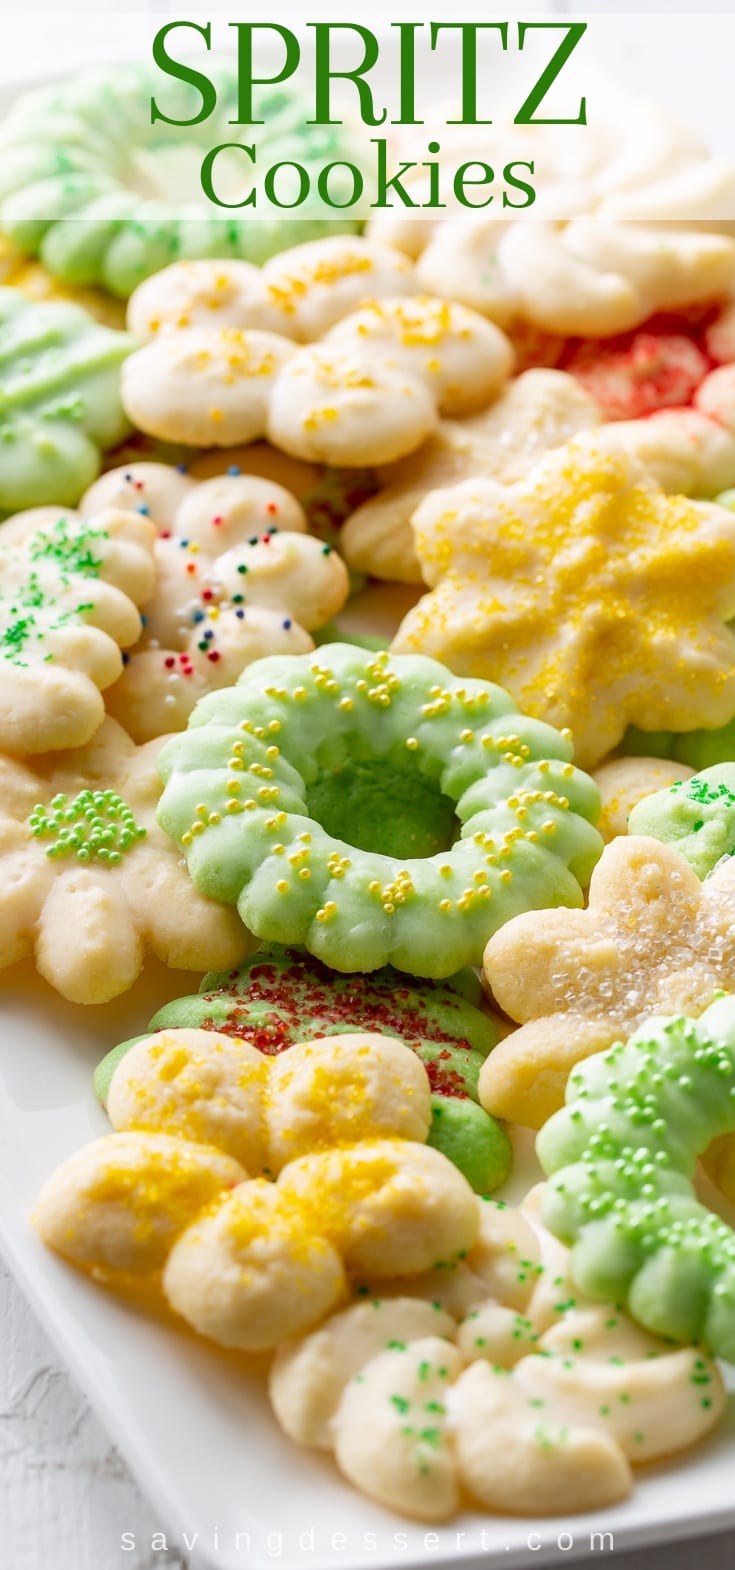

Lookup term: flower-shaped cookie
[0,505,155,753]
[0,67,366,295]
[0,717,249,1002]
[121,292,514,467]
[369,97,735,336]
[0,288,134,511]
[127,236,417,345]
[74,462,349,742]
[479,834,735,1129]
[392,436,735,768]
[416,218,735,339]
[341,369,600,585]
[95,949,510,1194]
[271,1185,724,1520]
[37,1031,479,1346]
[35,1022,724,1517]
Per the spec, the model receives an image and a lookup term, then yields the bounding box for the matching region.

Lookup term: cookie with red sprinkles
[95,945,512,1193]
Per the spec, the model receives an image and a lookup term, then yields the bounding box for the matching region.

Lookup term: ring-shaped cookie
[538,994,735,1362]
[0,69,362,298]
[157,644,602,977]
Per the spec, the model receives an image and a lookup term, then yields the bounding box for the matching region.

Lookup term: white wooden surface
[3,8,735,1568]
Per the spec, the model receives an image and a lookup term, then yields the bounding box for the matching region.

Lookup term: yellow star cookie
[479,834,735,1129]
[392,436,735,768]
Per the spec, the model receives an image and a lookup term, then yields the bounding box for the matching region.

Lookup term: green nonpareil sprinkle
[28,789,146,864]
[389,1395,410,1415]
[26,517,106,577]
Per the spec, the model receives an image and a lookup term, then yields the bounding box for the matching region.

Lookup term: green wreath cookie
[538,995,735,1361]
[156,645,603,977]
[0,289,133,510]
[0,68,361,298]
[93,945,511,1193]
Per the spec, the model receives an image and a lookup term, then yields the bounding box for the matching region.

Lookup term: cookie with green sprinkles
[537,993,735,1361]
[0,716,249,1003]
[93,945,511,1193]
[0,67,362,299]
[629,764,735,878]
[0,504,156,753]
[156,645,603,978]
[0,288,134,510]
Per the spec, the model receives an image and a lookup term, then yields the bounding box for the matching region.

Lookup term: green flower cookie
[156,646,603,978]
[629,765,735,878]
[94,945,512,1193]
[0,68,362,298]
[0,289,133,510]
[538,995,735,1361]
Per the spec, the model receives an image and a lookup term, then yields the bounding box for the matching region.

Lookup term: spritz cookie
[37,1033,479,1345]
[480,835,735,1128]
[156,644,603,978]
[78,462,349,742]
[538,994,735,1360]
[127,237,417,344]
[393,436,735,768]
[270,1186,723,1518]
[121,295,514,466]
[0,505,155,753]
[0,717,249,1002]
[0,67,365,296]
[0,288,133,510]
[95,947,510,1193]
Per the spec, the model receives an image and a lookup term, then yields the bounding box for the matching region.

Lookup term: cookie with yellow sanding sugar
[392,434,735,769]
[94,945,511,1194]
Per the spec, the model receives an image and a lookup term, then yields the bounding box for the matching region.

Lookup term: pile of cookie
[3,71,735,1522]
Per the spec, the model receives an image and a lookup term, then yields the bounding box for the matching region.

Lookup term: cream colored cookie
[480,835,735,1128]
[126,237,417,345]
[105,607,313,744]
[77,462,349,744]
[0,507,155,755]
[121,327,296,446]
[0,717,250,1002]
[382,93,735,338]
[266,343,438,466]
[451,1358,632,1514]
[258,236,417,341]
[326,296,514,417]
[333,1338,462,1521]
[283,1185,724,1520]
[127,259,264,340]
[270,1297,456,1448]
[121,292,515,468]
